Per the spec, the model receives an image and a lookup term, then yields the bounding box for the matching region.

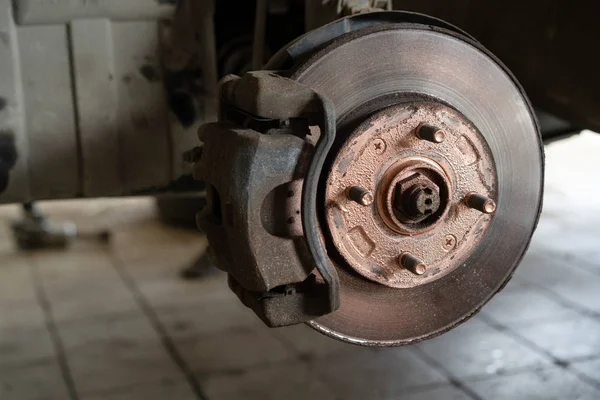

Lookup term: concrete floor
[1,131,600,400]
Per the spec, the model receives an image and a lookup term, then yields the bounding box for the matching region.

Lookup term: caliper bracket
[194,71,340,327]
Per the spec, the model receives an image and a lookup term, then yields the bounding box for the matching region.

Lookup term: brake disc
[195,12,543,346]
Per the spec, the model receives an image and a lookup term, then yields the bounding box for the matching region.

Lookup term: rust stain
[324,102,497,289]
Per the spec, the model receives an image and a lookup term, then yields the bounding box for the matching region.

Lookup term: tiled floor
[1,131,600,400]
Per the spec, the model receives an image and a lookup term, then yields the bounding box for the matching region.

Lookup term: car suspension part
[193,11,544,346]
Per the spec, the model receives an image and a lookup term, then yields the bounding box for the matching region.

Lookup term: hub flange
[324,102,497,288]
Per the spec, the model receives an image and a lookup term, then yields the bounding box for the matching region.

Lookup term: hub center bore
[324,101,497,288]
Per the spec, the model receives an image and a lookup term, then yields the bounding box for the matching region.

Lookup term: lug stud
[399,252,427,275]
[465,192,496,214]
[417,124,446,143]
[348,186,374,206]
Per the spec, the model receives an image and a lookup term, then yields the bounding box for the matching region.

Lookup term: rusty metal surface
[269,11,472,71]
[324,102,496,289]
[195,122,314,292]
[194,13,543,345]
[195,71,340,326]
[290,22,543,345]
[220,71,341,313]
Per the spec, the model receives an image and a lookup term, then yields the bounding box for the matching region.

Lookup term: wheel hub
[324,102,496,288]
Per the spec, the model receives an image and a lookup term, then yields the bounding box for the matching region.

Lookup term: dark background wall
[392,0,600,132]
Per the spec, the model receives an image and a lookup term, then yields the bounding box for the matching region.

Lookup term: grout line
[273,333,460,400]
[391,380,464,398]
[478,313,581,369]
[414,344,556,383]
[28,256,80,400]
[534,248,600,275]
[513,274,600,321]
[564,363,600,392]
[266,328,343,395]
[481,310,600,373]
[109,252,209,400]
[482,314,600,393]
[513,249,600,320]
[532,246,600,278]
[559,354,600,365]
[407,345,483,400]
[571,260,600,278]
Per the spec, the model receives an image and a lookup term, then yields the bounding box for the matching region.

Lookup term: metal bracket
[195,71,340,327]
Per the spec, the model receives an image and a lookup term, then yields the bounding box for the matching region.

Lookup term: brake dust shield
[291,25,543,345]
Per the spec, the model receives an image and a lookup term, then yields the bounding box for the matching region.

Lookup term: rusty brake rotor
[289,20,543,345]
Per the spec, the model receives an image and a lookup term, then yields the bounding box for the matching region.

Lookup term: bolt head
[393,172,441,221]
[372,139,386,154]
[443,234,457,251]
[393,173,422,210]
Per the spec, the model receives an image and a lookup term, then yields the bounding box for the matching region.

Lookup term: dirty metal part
[195,71,340,327]
[288,19,542,345]
[416,124,445,143]
[325,102,496,288]
[280,11,474,70]
[465,192,497,214]
[399,253,427,276]
[195,121,314,292]
[347,186,373,206]
[220,72,340,313]
[196,13,543,345]
[219,71,325,120]
[398,181,441,219]
[229,274,332,328]
[11,203,111,250]
[381,155,451,229]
